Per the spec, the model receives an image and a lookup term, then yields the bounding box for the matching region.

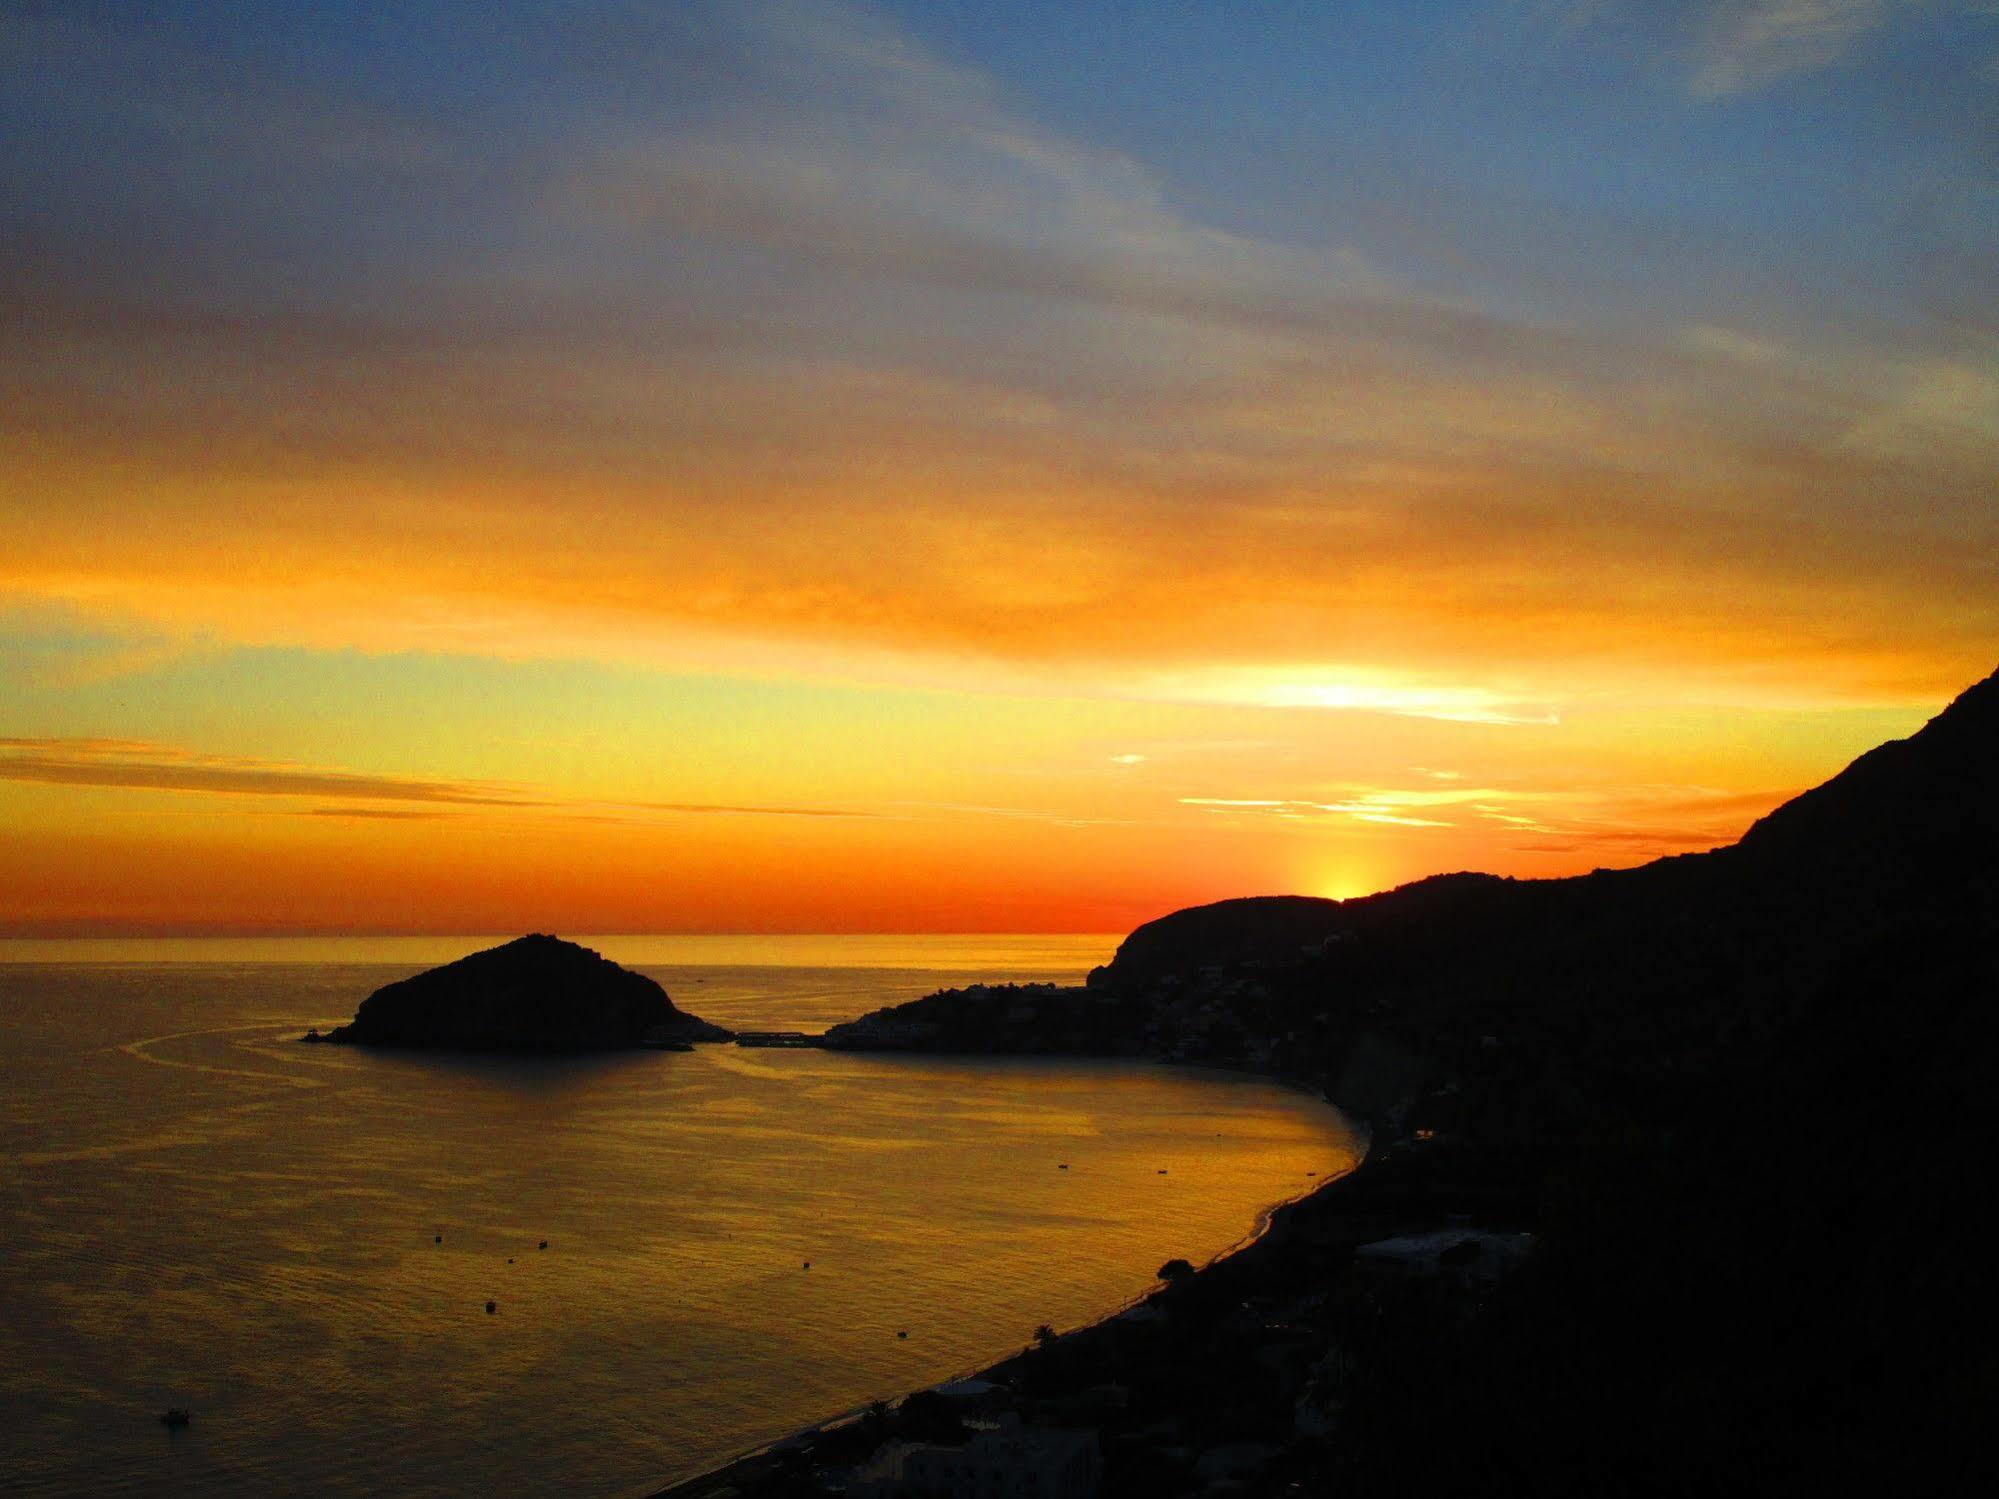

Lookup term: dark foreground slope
[324,934,732,1050]
[1339,921,1999,1498]
[810,666,1999,1497]
[1321,676,1999,1495]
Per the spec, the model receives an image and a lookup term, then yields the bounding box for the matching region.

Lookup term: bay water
[0,937,1360,1495]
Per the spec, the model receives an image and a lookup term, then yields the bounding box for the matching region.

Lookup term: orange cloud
[3,0,1992,712]
[0,740,536,806]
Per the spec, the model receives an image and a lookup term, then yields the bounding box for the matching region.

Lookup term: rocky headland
[314,934,733,1050]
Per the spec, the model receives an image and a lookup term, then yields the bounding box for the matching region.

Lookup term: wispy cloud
[1180,795,1459,829]
[0,736,170,755]
[0,739,876,820]
[872,799,1148,828]
[1689,0,1894,95]
[625,800,874,819]
[1579,0,1983,98]
[300,807,450,820]
[0,739,536,806]
[1149,670,1563,725]
[1179,779,1799,851]
[1480,783,1798,853]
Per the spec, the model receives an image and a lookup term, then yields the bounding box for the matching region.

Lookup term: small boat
[160,1408,191,1429]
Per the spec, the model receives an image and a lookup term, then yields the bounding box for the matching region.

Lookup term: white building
[1353,1229,1535,1288]
[849,1416,1099,1499]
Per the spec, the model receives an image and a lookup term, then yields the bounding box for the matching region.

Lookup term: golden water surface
[0,943,1360,1495]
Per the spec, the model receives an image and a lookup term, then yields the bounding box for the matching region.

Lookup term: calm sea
[0,937,1361,1496]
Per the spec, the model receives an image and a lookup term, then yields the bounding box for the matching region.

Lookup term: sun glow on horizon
[1158,669,1564,726]
[1309,876,1380,904]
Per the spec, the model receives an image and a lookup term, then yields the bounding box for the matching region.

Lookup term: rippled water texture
[0,939,1359,1496]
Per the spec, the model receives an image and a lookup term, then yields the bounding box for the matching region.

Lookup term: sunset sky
[4,0,1995,935]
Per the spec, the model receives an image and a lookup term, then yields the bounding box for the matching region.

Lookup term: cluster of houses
[797,1222,1533,1499]
[847,1413,1100,1499]
[1351,1229,1536,1289]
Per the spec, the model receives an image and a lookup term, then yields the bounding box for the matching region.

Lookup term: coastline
[645,1068,1368,1499]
